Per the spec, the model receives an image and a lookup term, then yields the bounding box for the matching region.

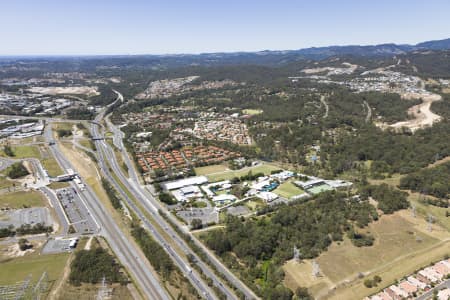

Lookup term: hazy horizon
[1,0,450,56]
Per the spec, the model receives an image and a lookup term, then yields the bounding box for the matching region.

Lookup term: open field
[325,240,450,300]
[57,283,134,300]
[41,158,63,177]
[242,109,263,115]
[284,260,333,297]
[0,190,46,208]
[0,176,14,189]
[369,171,450,232]
[47,181,71,189]
[78,139,95,151]
[369,173,402,187]
[283,211,450,299]
[273,181,304,198]
[408,192,450,232]
[244,198,265,211]
[0,252,69,285]
[206,163,280,182]
[52,122,74,133]
[194,164,228,175]
[0,145,41,159]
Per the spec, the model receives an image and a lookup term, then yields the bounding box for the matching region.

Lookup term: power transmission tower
[32,272,49,300]
[312,260,321,278]
[97,276,112,300]
[428,214,434,232]
[293,246,300,262]
[14,275,31,300]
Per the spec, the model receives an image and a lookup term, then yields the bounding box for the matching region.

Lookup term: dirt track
[387,93,442,132]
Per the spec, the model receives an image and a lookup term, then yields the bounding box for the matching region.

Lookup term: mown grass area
[52,122,73,132]
[283,212,447,299]
[78,139,95,151]
[206,163,280,182]
[273,180,304,198]
[58,283,134,300]
[408,192,450,232]
[194,164,228,176]
[47,181,71,189]
[0,190,47,208]
[244,198,265,211]
[0,252,69,285]
[0,145,41,159]
[317,213,438,283]
[41,158,63,177]
[0,176,14,189]
[242,109,263,115]
[327,240,450,300]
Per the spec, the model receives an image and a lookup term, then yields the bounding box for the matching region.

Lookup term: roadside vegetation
[399,161,450,199]
[131,224,201,299]
[69,247,127,285]
[201,191,386,298]
[6,162,29,179]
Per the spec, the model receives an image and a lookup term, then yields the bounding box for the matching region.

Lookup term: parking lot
[56,188,97,234]
[176,207,218,225]
[42,237,77,254]
[0,207,53,229]
[226,205,250,216]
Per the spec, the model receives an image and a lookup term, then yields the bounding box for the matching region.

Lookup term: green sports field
[206,163,280,182]
[273,181,305,198]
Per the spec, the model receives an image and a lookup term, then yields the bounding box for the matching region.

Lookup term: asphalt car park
[42,237,78,254]
[56,188,97,234]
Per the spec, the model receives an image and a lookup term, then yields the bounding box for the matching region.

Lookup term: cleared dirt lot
[388,93,442,131]
[28,86,99,96]
[283,211,450,299]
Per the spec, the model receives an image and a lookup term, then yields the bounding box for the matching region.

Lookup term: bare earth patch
[28,86,99,96]
[381,93,442,132]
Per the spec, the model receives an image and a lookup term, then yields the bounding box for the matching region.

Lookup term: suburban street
[416,279,450,300]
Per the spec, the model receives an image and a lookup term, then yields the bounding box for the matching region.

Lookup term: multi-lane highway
[43,121,170,300]
[95,91,259,300]
[91,93,222,300]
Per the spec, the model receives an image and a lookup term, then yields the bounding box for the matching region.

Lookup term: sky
[1,0,450,55]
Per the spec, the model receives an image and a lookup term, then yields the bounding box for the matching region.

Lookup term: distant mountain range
[190,38,450,62]
[1,38,449,69]
[152,38,450,66]
[277,38,450,59]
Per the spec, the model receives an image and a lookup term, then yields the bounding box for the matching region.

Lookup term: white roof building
[270,171,294,181]
[388,285,408,299]
[257,191,278,202]
[162,176,208,190]
[324,180,353,189]
[407,276,427,289]
[251,179,272,191]
[438,289,450,300]
[212,194,237,203]
[294,177,325,189]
